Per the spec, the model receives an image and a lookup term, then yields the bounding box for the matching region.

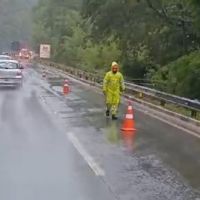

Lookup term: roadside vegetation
[33,0,200,99]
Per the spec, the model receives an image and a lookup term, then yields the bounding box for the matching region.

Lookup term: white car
[0,60,23,88]
[0,55,12,60]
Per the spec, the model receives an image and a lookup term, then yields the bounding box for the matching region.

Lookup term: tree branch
[145,0,192,27]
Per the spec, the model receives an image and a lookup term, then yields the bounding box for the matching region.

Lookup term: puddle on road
[104,121,120,144]
[103,120,137,153]
[88,108,103,113]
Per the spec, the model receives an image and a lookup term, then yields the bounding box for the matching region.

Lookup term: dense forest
[32,0,200,99]
[0,0,37,51]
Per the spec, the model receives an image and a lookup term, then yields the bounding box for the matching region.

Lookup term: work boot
[106,110,110,117]
[112,115,118,120]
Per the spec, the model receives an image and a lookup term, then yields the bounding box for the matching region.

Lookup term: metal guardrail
[125,82,200,118]
[126,82,200,108]
[37,59,200,120]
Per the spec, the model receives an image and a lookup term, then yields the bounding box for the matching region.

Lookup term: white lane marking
[67,132,105,176]
[135,107,200,139]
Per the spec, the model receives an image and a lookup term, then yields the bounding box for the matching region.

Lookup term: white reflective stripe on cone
[126,114,133,119]
[128,106,132,110]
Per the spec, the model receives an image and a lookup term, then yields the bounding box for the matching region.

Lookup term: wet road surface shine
[0,65,200,200]
[58,75,200,191]
[40,65,200,199]
[0,69,115,200]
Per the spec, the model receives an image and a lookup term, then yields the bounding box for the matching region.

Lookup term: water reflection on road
[104,120,137,153]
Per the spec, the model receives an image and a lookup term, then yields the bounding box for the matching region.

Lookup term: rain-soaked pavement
[0,63,200,200]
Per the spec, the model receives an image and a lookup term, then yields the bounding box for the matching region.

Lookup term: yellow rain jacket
[103,70,125,105]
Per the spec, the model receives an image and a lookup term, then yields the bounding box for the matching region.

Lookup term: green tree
[153,51,200,98]
[33,0,200,98]
[82,0,199,70]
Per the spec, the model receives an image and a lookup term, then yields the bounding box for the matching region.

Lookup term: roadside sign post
[39,44,51,59]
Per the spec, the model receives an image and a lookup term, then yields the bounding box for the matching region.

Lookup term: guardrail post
[160,100,166,107]
[139,92,143,99]
[85,74,89,80]
[191,109,197,118]
[97,77,102,84]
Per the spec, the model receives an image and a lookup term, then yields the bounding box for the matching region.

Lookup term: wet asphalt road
[0,68,115,200]
[0,64,200,200]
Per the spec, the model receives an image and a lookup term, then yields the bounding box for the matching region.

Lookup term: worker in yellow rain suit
[103,62,125,120]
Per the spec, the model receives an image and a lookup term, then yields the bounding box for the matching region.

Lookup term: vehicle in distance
[19,49,31,59]
[0,60,23,88]
[0,55,12,60]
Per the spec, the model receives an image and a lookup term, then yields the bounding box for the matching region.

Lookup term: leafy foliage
[32,0,121,72]
[153,51,200,98]
[33,0,200,98]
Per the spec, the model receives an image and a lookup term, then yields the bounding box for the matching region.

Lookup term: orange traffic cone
[63,79,70,95]
[121,101,136,131]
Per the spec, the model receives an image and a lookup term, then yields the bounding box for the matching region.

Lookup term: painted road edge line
[67,132,105,177]
[135,107,200,139]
